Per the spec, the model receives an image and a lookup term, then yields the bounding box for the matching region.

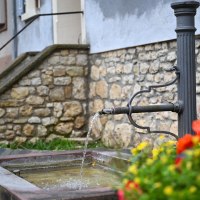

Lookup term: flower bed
[118,120,200,200]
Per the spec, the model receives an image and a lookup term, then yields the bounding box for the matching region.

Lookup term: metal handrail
[0,11,84,51]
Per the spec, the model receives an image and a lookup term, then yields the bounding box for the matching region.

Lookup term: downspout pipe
[171,1,199,136]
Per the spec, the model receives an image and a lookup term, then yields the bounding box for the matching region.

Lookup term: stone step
[0,51,39,94]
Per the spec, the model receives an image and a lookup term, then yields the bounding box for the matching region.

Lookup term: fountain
[0,149,129,200]
[100,1,199,139]
[0,1,199,200]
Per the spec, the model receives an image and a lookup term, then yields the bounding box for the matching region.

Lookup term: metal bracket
[127,66,180,140]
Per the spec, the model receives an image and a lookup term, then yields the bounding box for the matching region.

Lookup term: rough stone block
[72,77,86,99]
[0,109,5,117]
[26,95,44,105]
[11,87,29,99]
[23,124,35,136]
[109,84,122,99]
[54,77,71,85]
[49,88,65,101]
[90,65,100,80]
[42,117,58,126]
[55,122,73,135]
[76,54,88,66]
[28,117,41,124]
[63,101,82,117]
[95,80,108,98]
[66,66,84,76]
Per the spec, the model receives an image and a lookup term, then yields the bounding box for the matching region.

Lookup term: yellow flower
[146,158,154,165]
[166,148,173,154]
[185,150,193,156]
[128,182,136,189]
[186,161,192,170]
[152,148,160,159]
[128,164,138,175]
[192,136,200,145]
[137,141,149,151]
[194,149,200,157]
[164,140,177,147]
[154,182,161,188]
[168,164,175,172]
[159,134,165,139]
[189,186,197,193]
[161,156,168,164]
[163,186,173,196]
[134,177,141,184]
[122,179,129,185]
[131,147,138,155]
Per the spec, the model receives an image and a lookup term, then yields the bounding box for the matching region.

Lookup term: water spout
[98,108,114,115]
[99,103,182,140]
[99,103,182,116]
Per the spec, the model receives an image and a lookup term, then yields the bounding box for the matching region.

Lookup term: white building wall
[85,0,200,53]
[16,0,53,55]
[0,0,15,69]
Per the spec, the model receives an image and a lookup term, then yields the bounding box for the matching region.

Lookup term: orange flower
[192,120,200,136]
[125,181,142,194]
[176,134,194,154]
[175,157,182,167]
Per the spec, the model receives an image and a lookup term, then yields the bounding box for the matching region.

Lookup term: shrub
[118,120,200,200]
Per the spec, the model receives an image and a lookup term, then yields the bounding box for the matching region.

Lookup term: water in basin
[19,165,121,191]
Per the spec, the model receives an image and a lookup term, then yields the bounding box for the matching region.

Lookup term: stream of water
[79,112,100,190]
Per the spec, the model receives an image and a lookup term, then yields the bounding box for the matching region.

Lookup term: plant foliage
[118,120,200,200]
[0,138,104,151]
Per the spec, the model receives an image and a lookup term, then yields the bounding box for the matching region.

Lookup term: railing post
[171,1,199,137]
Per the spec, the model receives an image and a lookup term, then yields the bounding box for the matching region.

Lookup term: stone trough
[0,149,130,200]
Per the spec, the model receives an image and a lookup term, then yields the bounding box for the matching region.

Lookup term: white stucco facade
[0,0,15,69]
[85,0,200,53]
[0,0,200,65]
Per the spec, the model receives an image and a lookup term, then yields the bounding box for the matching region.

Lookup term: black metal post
[171,1,199,137]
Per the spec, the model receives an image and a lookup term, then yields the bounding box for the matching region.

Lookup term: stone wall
[1,40,200,147]
[0,47,89,144]
[89,38,200,148]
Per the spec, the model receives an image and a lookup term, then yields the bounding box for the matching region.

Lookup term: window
[21,0,40,21]
[0,0,7,32]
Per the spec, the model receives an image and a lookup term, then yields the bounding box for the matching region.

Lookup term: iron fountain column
[171,1,199,136]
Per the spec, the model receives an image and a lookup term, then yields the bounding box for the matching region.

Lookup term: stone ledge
[0,51,38,80]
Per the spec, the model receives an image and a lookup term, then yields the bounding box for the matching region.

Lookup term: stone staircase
[0,44,90,144]
[0,44,89,95]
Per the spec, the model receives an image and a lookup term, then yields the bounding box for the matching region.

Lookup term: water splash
[79,112,100,190]
[44,177,89,191]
